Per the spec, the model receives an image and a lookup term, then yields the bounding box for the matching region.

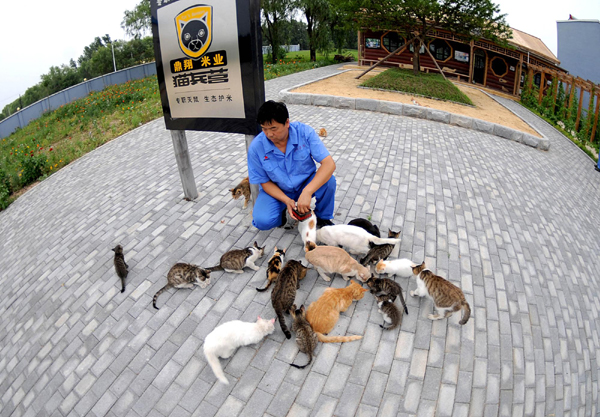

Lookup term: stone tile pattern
[0,64,599,417]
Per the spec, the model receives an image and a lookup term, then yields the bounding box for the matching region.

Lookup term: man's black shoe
[316,218,334,229]
[278,208,288,228]
[595,165,600,172]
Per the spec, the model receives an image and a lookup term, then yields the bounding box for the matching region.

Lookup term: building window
[381,31,405,54]
[428,39,452,62]
[409,42,425,54]
[490,56,508,77]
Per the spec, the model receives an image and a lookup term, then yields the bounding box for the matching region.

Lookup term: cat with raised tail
[306,280,367,343]
[360,229,401,266]
[230,176,251,209]
[410,262,471,325]
[203,316,275,384]
[375,258,417,278]
[365,275,408,314]
[316,224,400,255]
[207,241,265,273]
[256,247,285,292]
[297,210,317,244]
[112,245,129,293]
[304,241,371,282]
[271,260,309,339]
[153,263,211,309]
[347,218,380,237]
[375,293,403,330]
[290,304,318,369]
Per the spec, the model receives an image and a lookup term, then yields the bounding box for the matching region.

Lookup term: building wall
[557,20,600,84]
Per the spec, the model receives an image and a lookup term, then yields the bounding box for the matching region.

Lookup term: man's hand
[296,190,312,214]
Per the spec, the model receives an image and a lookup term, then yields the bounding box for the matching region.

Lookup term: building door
[473,50,486,84]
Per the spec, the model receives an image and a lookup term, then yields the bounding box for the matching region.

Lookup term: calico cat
[360,229,401,266]
[316,224,400,255]
[230,176,251,209]
[347,218,380,238]
[376,293,402,330]
[112,245,129,293]
[271,260,309,339]
[297,210,317,244]
[203,316,275,384]
[207,241,265,273]
[304,241,371,282]
[153,263,211,309]
[305,280,367,343]
[290,304,318,369]
[256,247,285,292]
[375,258,417,278]
[410,262,471,325]
[365,275,408,314]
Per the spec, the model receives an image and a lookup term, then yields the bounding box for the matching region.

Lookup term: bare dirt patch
[292,69,540,138]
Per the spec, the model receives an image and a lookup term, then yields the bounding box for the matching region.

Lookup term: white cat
[375,258,418,277]
[316,224,400,255]
[297,210,317,244]
[203,317,275,384]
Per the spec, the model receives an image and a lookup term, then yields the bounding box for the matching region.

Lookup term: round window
[382,32,404,53]
[491,57,508,77]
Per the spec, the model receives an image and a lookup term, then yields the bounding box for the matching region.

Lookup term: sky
[1,0,599,112]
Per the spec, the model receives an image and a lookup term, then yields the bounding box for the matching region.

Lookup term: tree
[122,0,151,39]
[334,0,511,75]
[295,0,332,61]
[261,0,292,63]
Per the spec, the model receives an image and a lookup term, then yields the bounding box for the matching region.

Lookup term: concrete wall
[0,62,157,139]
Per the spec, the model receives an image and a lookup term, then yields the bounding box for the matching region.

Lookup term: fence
[0,62,157,140]
[262,44,301,55]
[526,63,599,142]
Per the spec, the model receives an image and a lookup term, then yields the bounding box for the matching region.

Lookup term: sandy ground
[292,69,541,137]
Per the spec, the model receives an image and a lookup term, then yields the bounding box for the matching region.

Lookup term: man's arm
[296,155,336,214]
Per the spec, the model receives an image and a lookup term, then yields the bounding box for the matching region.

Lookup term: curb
[279,72,550,151]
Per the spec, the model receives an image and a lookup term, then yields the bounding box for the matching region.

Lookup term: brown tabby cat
[230,176,251,209]
[153,263,211,309]
[207,242,265,273]
[112,245,129,293]
[305,280,367,343]
[318,128,327,137]
[271,260,309,339]
[360,229,401,266]
[290,304,318,369]
[365,275,408,314]
[410,262,471,325]
[376,293,402,330]
[256,247,285,292]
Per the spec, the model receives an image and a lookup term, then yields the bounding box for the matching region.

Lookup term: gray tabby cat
[271,260,309,339]
[360,229,401,266]
[207,241,265,273]
[365,275,408,314]
[153,263,211,309]
[290,304,318,369]
[376,293,403,330]
[112,245,129,293]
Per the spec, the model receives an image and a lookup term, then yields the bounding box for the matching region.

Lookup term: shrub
[20,154,47,185]
[0,169,12,210]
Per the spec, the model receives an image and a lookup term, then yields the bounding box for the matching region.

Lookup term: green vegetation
[264,49,357,80]
[360,68,474,106]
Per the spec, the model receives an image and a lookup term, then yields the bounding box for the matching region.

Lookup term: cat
[316,224,400,255]
[318,128,327,137]
[230,176,251,209]
[297,210,317,244]
[203,316,275,384]
[305,280,367,343]
[347,218,380,237]
[376,293,403,330]
[271,260,309,339]
[207,241,265,273]
[375,258,417,278]
[304,241,371,282]
[256,247,285,292]
[360,229,401,266]
[410,262,471,325]
[366,275,408,314]
[112,245,129,293]
[180,15,209,53]
[153,263,211,309]
[290,304,318,369]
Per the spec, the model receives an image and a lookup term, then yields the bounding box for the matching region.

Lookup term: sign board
[454,51,469,63]
[151,0,265,135]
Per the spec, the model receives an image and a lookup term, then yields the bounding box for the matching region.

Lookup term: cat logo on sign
[175,5,212,59]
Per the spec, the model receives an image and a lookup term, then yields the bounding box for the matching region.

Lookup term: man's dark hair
[257,100,289,125]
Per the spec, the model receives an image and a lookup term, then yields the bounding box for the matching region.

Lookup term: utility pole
[111,42,117,72]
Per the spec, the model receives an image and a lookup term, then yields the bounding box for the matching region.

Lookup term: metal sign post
[151,0,265,201]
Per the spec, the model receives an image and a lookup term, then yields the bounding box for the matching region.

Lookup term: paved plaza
[0,64,599,417]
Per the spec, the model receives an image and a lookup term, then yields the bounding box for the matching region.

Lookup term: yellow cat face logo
[175,5,212,59]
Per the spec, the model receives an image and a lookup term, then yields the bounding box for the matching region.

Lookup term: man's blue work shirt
[248,122,330,194]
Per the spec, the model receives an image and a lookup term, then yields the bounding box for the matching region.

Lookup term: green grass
[264,50,357,80]
[360,68,474,106]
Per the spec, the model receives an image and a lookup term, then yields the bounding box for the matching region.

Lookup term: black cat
[180,17,209,52]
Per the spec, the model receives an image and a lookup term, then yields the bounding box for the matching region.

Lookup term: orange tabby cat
[305,280,367,343]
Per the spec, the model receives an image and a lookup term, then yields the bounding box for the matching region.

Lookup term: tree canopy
[121,0,151,39]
